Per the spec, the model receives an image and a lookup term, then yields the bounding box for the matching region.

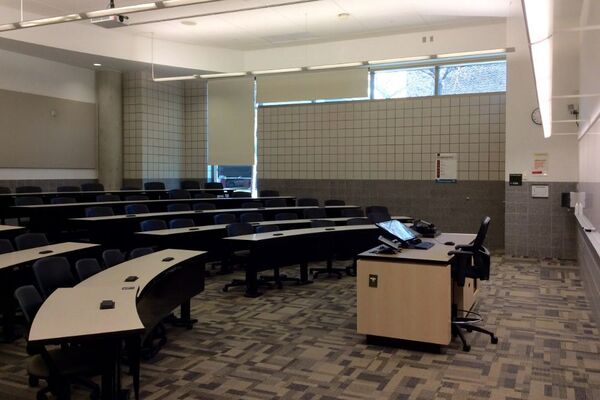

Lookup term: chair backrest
[0,239,14,254]
[140,219,168,232]
[32,256,76,299]
[240,212,264,224]
[259,190,279,197]
[169,218,195,229]
[102,249,125,268]
[75,258,102,282]
[167,203,191,212]
[15,186,42,194]
[125,194,149,201]
[195,192,217,199]
[125,204,150,214]
[96,194,120,202]
[15,233,48,250]
[256,225,279,233]
[231,191,251,198]
[129,247,154,259]
[324,199,346,206]
[168,189,191,199]
[265,198,287,208]
[81,182,104,191]
[275,212,298,221]
[366,205,389,215]
[56,186,80,192]
[311,219,335,228]
[204,182,223,190]
[341,208,364,217]
[51,196,76,204]
[304,208,326,219]
[346,217,371,226]
[181,180,200,190]
[226,222,254,237]
[242,201,263,208]
[193,202,216,210]
[214,213,236,225]
[85,206,114,217]
[472,216,492,250]
[121,186,141,190]
[297,198,319,207]
[14,285,43,325]
[144,181,165,190]
[367,212,391,224]
[0,186,11,194]
[15,196,43,206]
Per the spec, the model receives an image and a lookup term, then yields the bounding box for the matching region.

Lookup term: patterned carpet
[1,256,599,400]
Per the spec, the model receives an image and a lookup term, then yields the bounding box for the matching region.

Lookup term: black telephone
[412,219,438,237]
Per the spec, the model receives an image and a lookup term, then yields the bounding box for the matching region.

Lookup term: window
[208,165,253,190]
[438,61,506,95]
[372,67,435,99]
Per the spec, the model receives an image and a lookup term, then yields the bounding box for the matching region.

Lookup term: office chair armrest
[454,244,475,251]
[447,250,474,257]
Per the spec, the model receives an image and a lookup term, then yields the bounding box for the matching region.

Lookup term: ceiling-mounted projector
[91,15,129,28]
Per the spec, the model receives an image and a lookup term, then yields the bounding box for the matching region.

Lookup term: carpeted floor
[1,255,599,399]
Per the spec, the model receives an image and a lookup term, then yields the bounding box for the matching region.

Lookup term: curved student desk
[0,242,99,342]
[0,224,25,238]
[29,248,205,400]
[224,224,382,297]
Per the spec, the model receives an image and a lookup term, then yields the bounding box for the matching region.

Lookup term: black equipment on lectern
[376,220,434,250]
[412,219,439,237]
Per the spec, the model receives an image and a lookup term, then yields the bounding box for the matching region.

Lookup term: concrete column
[96,70,123,190]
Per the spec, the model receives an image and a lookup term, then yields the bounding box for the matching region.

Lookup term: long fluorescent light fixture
[153,75,199,82]
[522,0,553,138]
[437,48,507,58]
[307,62,364,70]
[199,72,248,79]
[86,3,157,18]
[368,56,431,65]
[252,67,303,75]
[19,14,82,28]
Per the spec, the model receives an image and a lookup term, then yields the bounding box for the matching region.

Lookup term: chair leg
[453,323,470,352]
[462,323,498,344]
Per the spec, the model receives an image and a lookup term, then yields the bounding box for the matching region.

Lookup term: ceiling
[1,0,509,50]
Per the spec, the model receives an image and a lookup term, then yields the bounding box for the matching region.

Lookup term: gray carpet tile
[1,256,600,399]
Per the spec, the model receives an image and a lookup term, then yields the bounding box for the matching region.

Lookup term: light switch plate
[531,184,549,198]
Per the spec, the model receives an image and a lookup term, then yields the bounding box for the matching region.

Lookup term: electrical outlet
[368,274,378,288]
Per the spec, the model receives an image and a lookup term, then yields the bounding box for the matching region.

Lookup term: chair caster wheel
[36,392,48,400]
[463,345,471,352]
[491,336,498,344]
[28,376,39,387]
[222,287,228,292]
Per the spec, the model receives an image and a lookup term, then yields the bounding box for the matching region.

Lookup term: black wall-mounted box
[509,174,523,186]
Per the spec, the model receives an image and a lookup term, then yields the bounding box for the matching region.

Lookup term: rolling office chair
[204,182,225,196]
[214,213,236,225]
[255,225,301,288]
[74,258,102,282]
[15,186,42,194]
[0,186,11,194]
[140,219,168,232]
[231,191,251,198]
[15,196,43,206]
[448,216,498,352]
[275,212,298,221]
[129,247,154,259]
[84,206,114,218]
[32,257,76,299]
[259,190,279,197]
[297,198,319,207]
[265,198,287,208]
[367,212,391,223]
[80,183,104,191]
[50,197,76,204]
[324,199,345,206]
[194,192,217,199]
[241,201,263,208]
[14,285,101,400]
[15,233,49,250]
[125,204,150,214]
[56,186,80,192]
[169,218,195,229]
[96,194,120,202]
[346,217,370,225]
[365,205,389,215]
[304,208,327,219]
[167,203,191,212]
[0,239,14,254]
[308,220,345,279]
[168,189,191,199]
[180,180,200,190]
[102,249,125,268]
[240,212,264,224]
[341,208,364,217]
[121,186,140,190]
[125,195,149,201]
[193,202,216,211]
[144,182,166,191]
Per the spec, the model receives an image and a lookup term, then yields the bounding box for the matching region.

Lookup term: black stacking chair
[275,212,298,221]
[96,194,120,202]
[181,180,200,190]
[346,218,371,225]
[222,223,266,293]
[85,206,114,217]
[297,198,319,207]
[140,219,167,232]
[259,190,279,197]
[265,198,287,208]
[168,189,191,199]
[214,213,236,225]
[51,197,76,204]
[0,239,14,254]
[0,186,11,194]
[144,182,165,191]
[102,249,125,268]
[231,191,251,198]
[240,212,264,224]
[15,186,42,194]
[169,219,195,229]
[193,202,216,211]
[75,258,102,282]
[15,196,43,206]
[167,203,191,212]
[324,199,345,206]
[449,216,498,352]
[81,183,104,191]
[14,285,101,400]
[56,186,80,192]
[241,201,263,208]
[125,195,149,201]
[125,204,150,214]
[204,182,225,196]
[129,247,154,259]
[15,233,48,250]
[194,192,217,199]
[32,257,76,299]
[341,208,364,217]
[304,208,327,219]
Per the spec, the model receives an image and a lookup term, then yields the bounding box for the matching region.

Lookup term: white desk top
[29,286,143,343]
[0,224,24,233]
[358,233,477,263]
[77,249,205,294]
[0,242,99,271]
[224,224,378,242]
